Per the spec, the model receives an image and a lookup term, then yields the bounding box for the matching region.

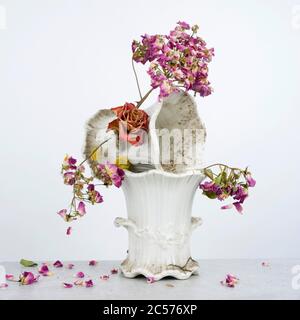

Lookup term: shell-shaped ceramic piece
[83,91,206,174]
[148,90,206,173]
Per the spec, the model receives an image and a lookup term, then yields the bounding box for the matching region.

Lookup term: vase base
[120,257,199,280]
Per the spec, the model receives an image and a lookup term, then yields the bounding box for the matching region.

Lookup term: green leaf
[220,171,227,184]
[214,174,222,185]
[20,259,38,267]
[203,191,217,199]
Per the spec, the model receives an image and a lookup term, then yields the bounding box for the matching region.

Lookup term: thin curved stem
[203,163,247,173]
[131,59,142,100]
[78,138,110,167]
[136,88,154,108]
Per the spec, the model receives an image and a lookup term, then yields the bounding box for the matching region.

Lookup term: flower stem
[132,59,142,100]
[78,138,110,167]
[203,163,246,172]
[136,88,154,108]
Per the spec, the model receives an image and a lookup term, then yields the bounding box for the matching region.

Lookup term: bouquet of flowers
[57,22,256,235]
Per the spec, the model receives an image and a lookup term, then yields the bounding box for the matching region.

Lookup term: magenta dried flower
[62,155,77,171]
[77,201,86,216]
[75,272,85,278]
[85,279,94,287]
[38,264,52,276]
[89,260,97,266]
[146,276,155,284]
[220,274,239,288]
[132,22,214,99]
[97,163,125,188]
[53,260,63,268]
[19,272,39,285]
[200,165,256,214]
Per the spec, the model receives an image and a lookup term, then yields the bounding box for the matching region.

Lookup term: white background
[0,0,299,262]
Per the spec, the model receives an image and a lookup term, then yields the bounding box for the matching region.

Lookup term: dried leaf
[20,259,38,267]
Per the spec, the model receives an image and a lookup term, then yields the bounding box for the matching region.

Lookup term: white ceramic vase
[84,91,207,280]
[114,169,205,280]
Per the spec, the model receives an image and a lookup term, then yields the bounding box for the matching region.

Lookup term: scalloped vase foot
[114,169,205,281]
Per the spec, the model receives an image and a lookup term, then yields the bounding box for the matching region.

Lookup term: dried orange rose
[108,103,149,145]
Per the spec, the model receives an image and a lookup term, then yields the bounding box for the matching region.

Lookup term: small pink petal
[146,276,155,284]
[233,202,243,214]
[53,260,63,268]
[220,274,239,288]
[77,202,86,216]
[85,279,94,287]
[63,283,73,288]
[38,264,52,276]
[75,272,85,278]
[89,260,97,266]
[78,165,85,172]
[262,261,270,267]
[67,263,74,269]
[66,226,72,235]
[100,275,109,280]
[57,209,68,221]
[246,174,256,187]
[111,268,118,274]
[221,204,233,210]
[6,274,14,281]
[0,283,8,288]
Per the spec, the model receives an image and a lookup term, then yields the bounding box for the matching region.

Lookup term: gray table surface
[0,259,299,300]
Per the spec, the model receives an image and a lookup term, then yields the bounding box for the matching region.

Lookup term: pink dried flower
[85,279,94,287]
[57,209,68,221]
[0,283,8,288]
[66,226,72,235]
[201,165,256,214]
[100,275,110,280]
[146,276,155,284]
[62,155,77,171]
[233,202,243,214]
[132,22,214,99]
[97,163,125,188]
[53,260,63,268]
[75,272,85,278]
[38,264,52,276]
[63,171,76,186]
[220,274,239,288]
[19,272,39,285]
[177,21,190,30]
[111,268,118,275]
[77,201,86,216]
[246,174,256,187]
[63,283,73,288]
[87,184,103,204]
[89,260,97,266]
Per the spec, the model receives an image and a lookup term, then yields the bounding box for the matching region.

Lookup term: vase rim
[124,168,204,178]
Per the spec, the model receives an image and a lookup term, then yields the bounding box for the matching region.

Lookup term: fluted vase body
[115,169,204,280]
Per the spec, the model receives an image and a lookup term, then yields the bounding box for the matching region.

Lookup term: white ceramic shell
[84,91,206,173]
[114,169,205,280]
